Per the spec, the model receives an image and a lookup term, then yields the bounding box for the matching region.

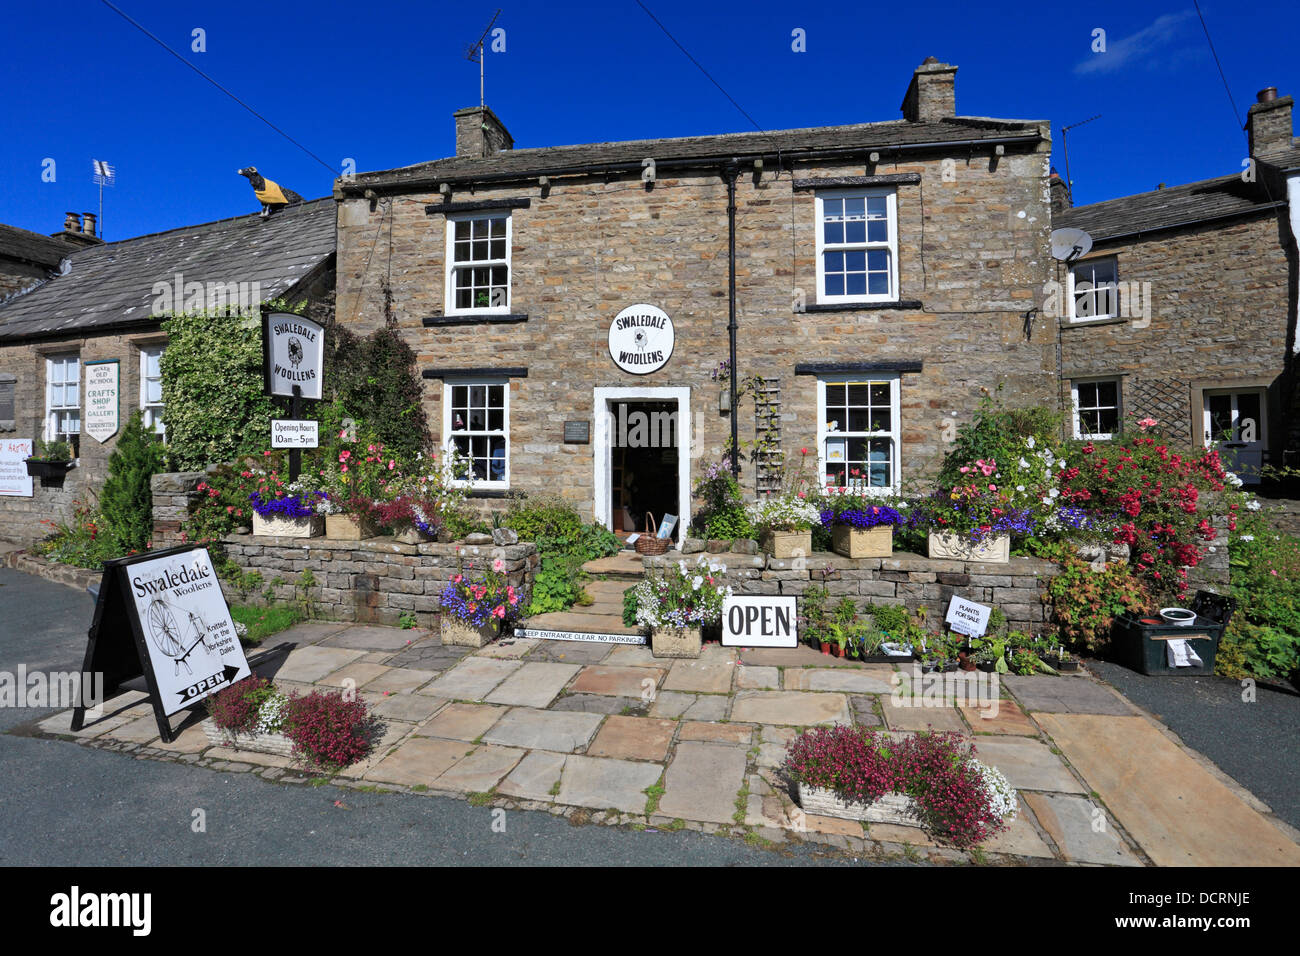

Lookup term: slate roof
[0,224,78,270]
[0,199,335,342]
[1057,175,1286,243]
[349,115,1047,190]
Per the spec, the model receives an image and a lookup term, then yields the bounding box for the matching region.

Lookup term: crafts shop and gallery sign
[608,304,674,375]
[83,359,120,443]
[72,545,251,743]
[263,312,324,400]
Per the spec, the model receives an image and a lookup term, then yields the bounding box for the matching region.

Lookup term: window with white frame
[45,353,80,447]
[816,375,900,490]
[1072,378,1122,439]
[140,346,165,438]
[445,213,511,313]
[444,380,509,487]
[815,189,898,304]
[1069,257,1119,321]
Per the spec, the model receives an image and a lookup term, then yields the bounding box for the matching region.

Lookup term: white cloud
[1074,11,1196,75]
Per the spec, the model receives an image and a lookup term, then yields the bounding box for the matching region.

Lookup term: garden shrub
[935,386,1062,491]
[160,308,275,470]
[1220,526,1300,680]
[35,498,121,569]
[691,458,754,540]
[326,324,430,462]
[99,411,166,553]
[506,494,620,614]
[1045,555,1152,653]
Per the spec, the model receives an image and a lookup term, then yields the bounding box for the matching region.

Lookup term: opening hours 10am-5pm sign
[72,545,251,743]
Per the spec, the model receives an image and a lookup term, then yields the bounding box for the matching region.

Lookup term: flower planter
[927,531,1010,563]
[796,784,922,828]
[831,524,893,559]
[819,642,832,656]
[393,526,436,545]
[325,513,378,541]
[25,459,73,480]
[202,721,296,758]
[760,530,812,559]
[253,512,324,538]
[440,617,498,648]
[1042,655,1081,673]
[651,626,702,659]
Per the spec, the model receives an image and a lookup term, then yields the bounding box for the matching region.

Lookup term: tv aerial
[1059,114,1101,196]
[465,10,502,111]
[1050,227,1093,265]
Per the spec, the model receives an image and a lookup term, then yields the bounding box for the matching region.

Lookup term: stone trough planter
[759,530,812,559]
[325,513,378,540]
[202,721,296,758]
[796,783,922,827]
[650,626,702,659]
[927,531,1010,563]
[441,617,498,648]
[253,512,324,538]
[831,524,893,559]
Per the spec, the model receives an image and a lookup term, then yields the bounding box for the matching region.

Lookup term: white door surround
[593,386,691,545]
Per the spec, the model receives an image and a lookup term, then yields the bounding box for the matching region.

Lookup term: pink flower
[492,558,505,572]
[388,460,395,470]
[493,605,505,618]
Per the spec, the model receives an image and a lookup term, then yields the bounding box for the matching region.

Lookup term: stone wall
[150,470,538,627]
[647,543,1061,633]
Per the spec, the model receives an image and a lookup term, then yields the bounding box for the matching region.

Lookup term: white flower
[1016,485,1025,492]
[1017,458,1030,469]
[973,761,1018,820]
[1048,488,1060,498]
[1239,534,1255,542]
[1248,500,1261,511]
[691,575,703,590]
[1026,436,1036,449]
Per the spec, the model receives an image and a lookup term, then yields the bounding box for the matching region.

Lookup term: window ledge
[794,173,921,191]
[423,366,528,379]
[426,197,531,215]
[423,313,528,327]
[1061,315,1129,329]
[805,300,923,313]
[796,360,922,375]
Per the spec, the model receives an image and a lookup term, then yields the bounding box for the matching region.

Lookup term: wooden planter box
[651,626,702,659]
[325,514,378,540]
[797,784,922,827]
[202,721,296,758]
[927,531,1010,563]
[441,616,498,648]
[253,512,324,538]
[759,530,812,559]
[831,524,893,558]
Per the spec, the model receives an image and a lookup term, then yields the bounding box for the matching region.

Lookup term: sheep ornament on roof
[237,167,304,218]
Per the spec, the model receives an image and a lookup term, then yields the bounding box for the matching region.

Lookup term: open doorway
[593,387,691,545]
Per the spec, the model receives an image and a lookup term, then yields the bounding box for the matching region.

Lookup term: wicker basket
[635,511,671,555]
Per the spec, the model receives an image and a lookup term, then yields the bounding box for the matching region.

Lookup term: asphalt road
[1088,660,1300,832]
[0,567,863,867]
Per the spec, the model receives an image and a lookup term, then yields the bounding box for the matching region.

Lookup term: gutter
[336,134,1045,196]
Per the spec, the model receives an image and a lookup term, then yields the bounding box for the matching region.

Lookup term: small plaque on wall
[564,421,590,444]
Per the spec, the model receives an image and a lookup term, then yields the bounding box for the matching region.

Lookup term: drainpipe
[724,162,739,479]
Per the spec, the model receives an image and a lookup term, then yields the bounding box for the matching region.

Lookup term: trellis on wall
[1128,377,1191,445]
[754,377,783,494]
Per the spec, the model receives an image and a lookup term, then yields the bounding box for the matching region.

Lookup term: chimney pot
[1258,87,1278,103]
[900,58,957,123]
[64,212,82,233]
[82,213,97,238]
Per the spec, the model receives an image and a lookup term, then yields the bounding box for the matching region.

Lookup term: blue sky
[2,1,1295,241]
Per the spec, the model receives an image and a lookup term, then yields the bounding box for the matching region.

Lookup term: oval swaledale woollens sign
[608,304,674,375]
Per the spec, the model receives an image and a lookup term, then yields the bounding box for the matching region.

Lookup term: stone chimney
[901,57,957,123]
[50,212,103,247]
[1246,87,1295,157]
[454,106,514,159]
[1049,168,1071,218]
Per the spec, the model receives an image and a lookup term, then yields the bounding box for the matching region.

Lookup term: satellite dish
[1050,228,1093,265]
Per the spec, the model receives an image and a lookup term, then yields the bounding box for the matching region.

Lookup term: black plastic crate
[1111,613,1224,675]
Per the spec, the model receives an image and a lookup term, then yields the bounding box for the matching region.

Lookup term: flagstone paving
[485,662,582,708]
[558,755,664,814]
[482,707,604,752]
[588,715,676,761]
[29,618,1300,868]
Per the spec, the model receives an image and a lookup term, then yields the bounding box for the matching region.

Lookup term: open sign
[722,595,798,648]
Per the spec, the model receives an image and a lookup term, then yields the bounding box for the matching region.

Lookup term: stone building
[0,199,336,543]
[334,58,1059,541]
[1052,87,1300,482]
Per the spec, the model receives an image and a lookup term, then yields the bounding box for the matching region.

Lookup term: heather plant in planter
[283,689,377,770]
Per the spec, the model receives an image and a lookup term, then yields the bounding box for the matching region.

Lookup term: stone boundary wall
[217,534,538,628]
[0,548,100,593]
[150,471,538,628]
[648,545,1061,632]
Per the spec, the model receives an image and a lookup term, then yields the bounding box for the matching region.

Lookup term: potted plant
[917,458,1031,563]
[25,438,75,480]
[439,556,524,647]
[820,490,902,559]
[627,556,731,658]
[249,482,327,538]
[746,492,819,559]
[320,439,397,540]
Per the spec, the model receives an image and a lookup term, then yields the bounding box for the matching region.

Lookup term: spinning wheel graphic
[146,598,214,676]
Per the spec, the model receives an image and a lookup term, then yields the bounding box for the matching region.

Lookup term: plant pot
[977,660,997,673]
[651,626,702,659]
[202,721,295,758]
[957,651,977,672]
[253,512,324,538]
[831,524,893,559]
[25,459,73,480]
[927,531,1010,564]
[393,526,436,545]
[796,783,922,828]
[820,642,832,656]
[325,513,377,541]
[834,644,846,658]
[759,530,812,560]
[1042,655,1080,673]
[440,616,498,648]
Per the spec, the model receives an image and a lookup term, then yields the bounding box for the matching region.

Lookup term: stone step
[583,551,645,580]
